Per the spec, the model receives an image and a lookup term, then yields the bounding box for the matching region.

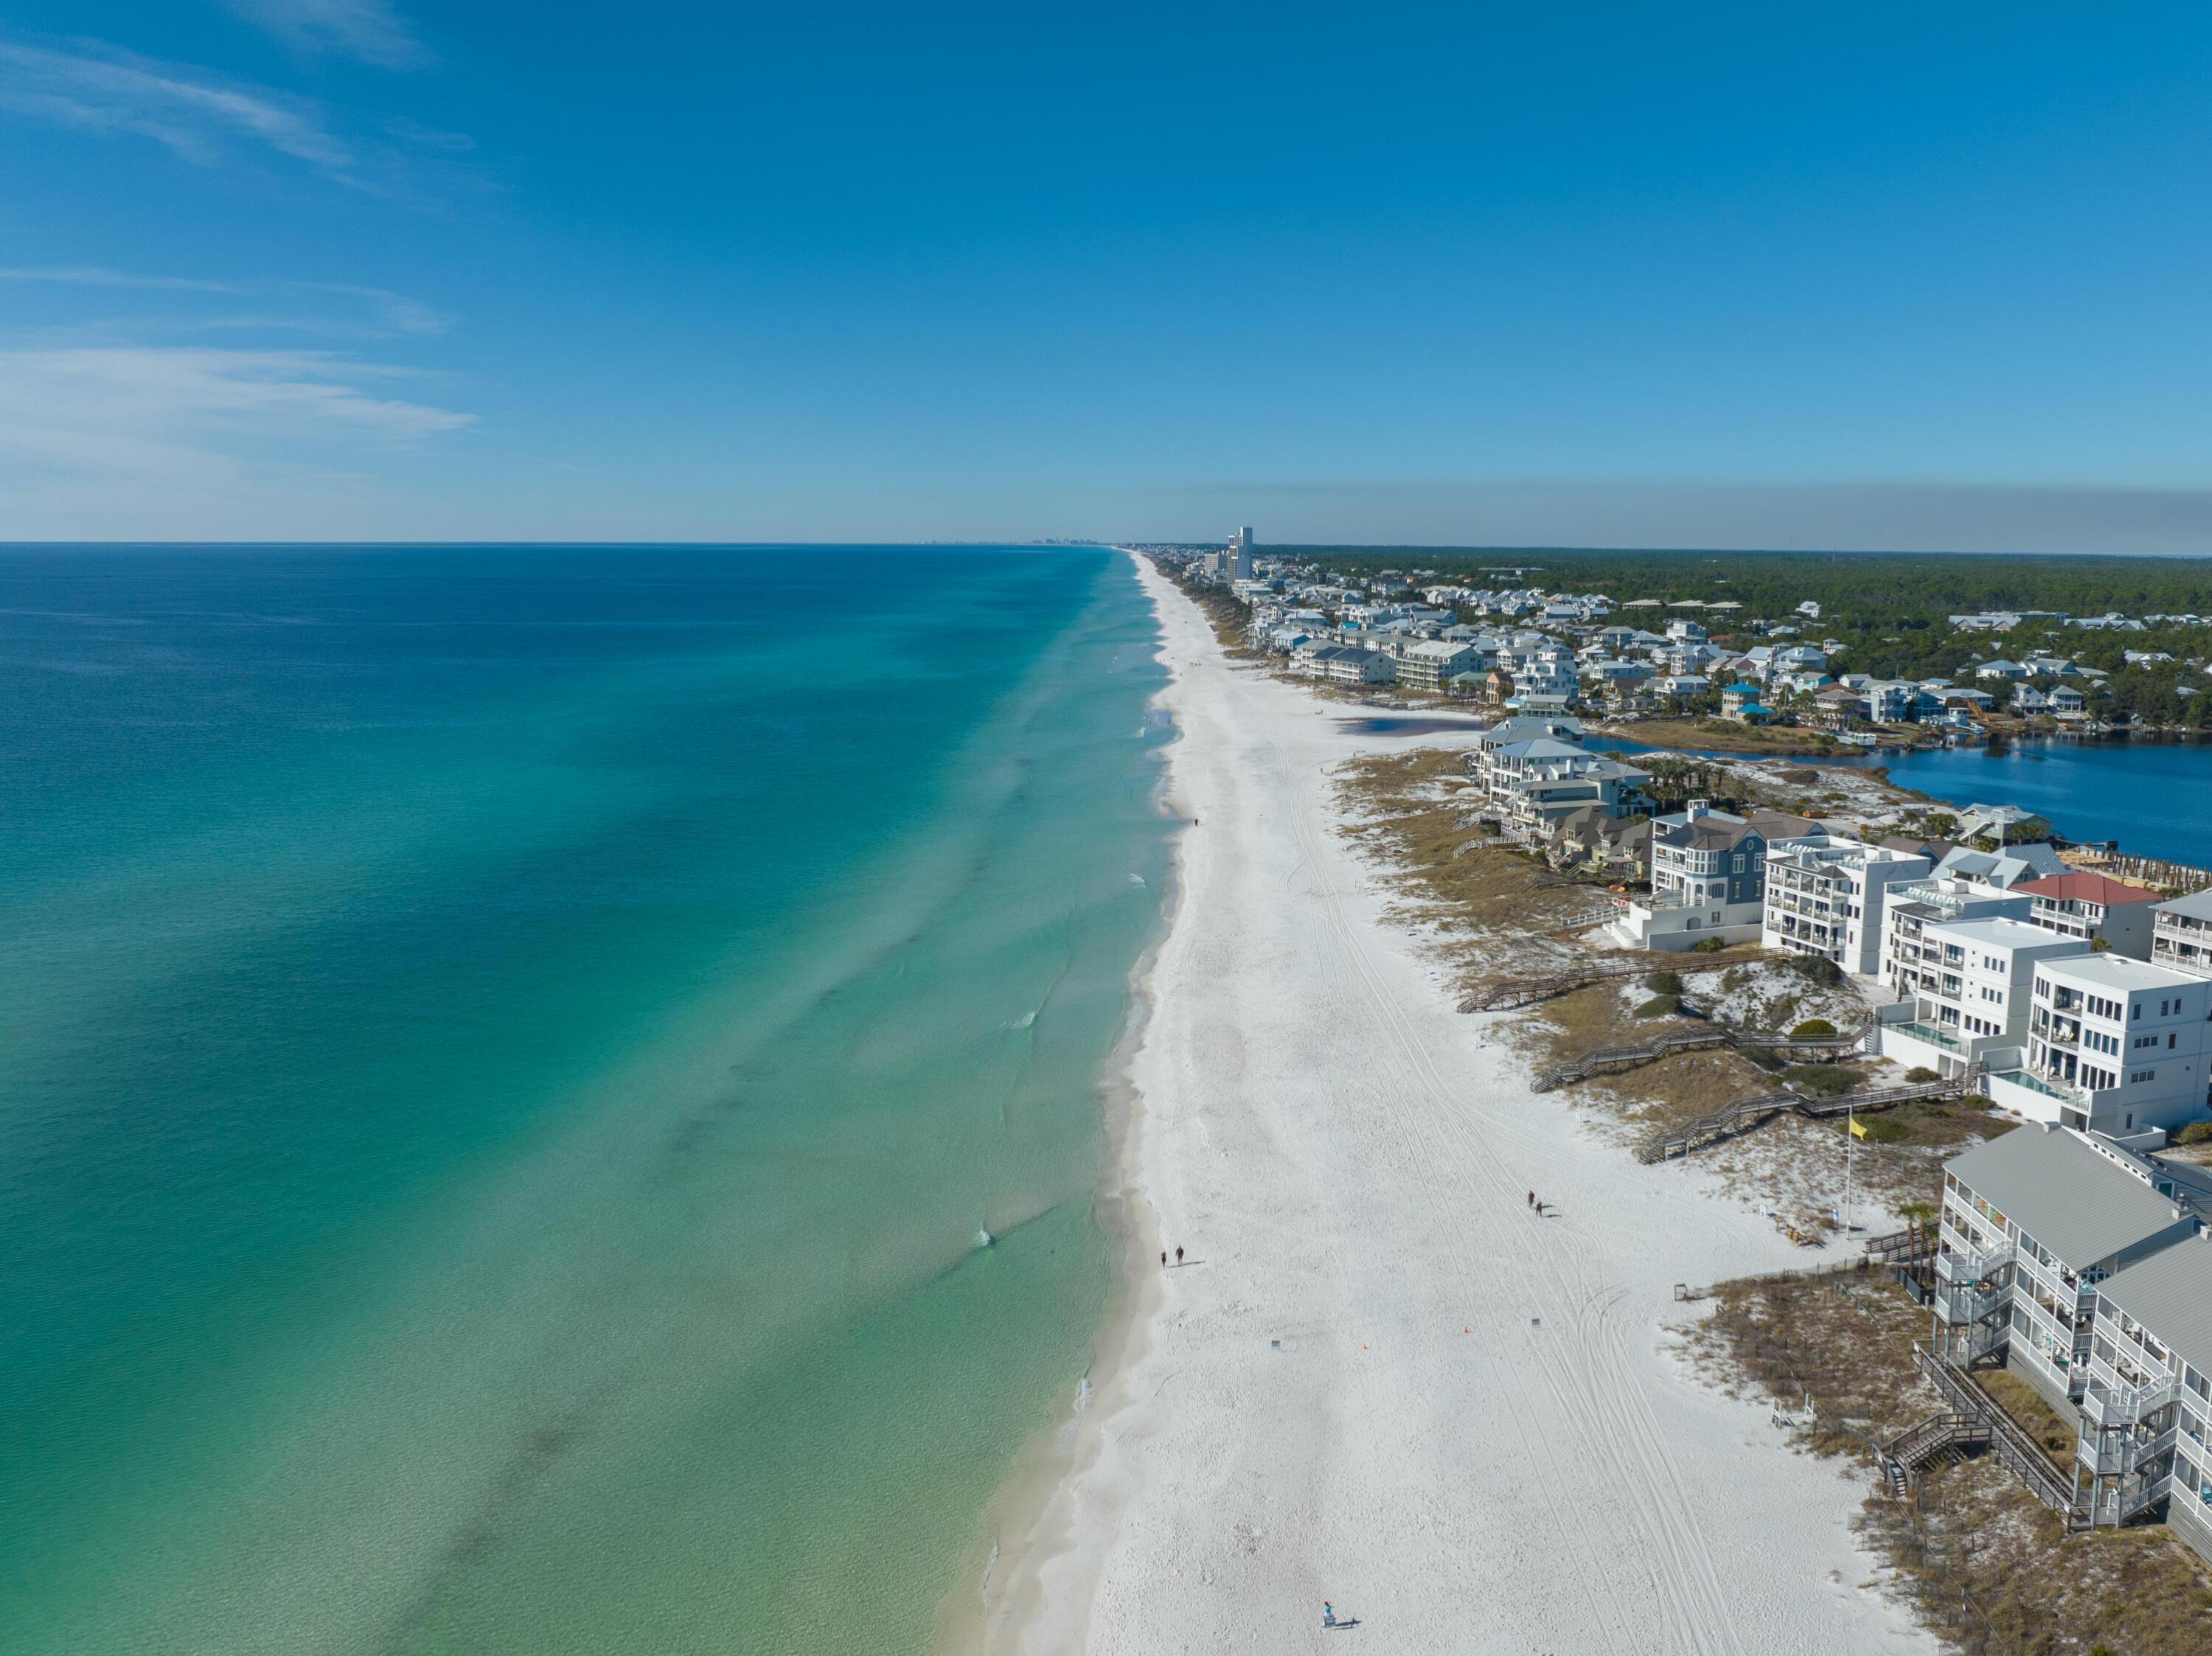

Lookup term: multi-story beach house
[1300,645,1396,686]
[1759,839,1933,977]
[1616,803,1818,951]
[1507,658,1580,713]
[1879,916,2088,1079]
[1878,874,2032,999]
[2018,872,2163,959]
[2000,954,2212,1137]
[2151,889,2212,980]
[1719,682,1770,723]
[2073,1231,2212,1557]
[1480,741,1650,846]
[1934,1126,2205,1409]
[1394,640,1481,693]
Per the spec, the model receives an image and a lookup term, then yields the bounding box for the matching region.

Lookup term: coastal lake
[1340,715,2212,869]
[0,546,1173,1655]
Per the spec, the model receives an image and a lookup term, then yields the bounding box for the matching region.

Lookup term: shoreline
[967,551,1938,1655]
[942,549,1191,1656]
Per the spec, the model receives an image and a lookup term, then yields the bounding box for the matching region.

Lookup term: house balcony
[1937,1242,2014,1290]
[2079,1377,2179,1434]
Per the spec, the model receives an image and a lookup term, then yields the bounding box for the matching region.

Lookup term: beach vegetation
[1904,1066,1940,1084]
[2172,1120,2212,1146]
[1635,994,1680,1017]
[1782,1062,1858,1096]
[1644,970,1683,996]
[1689,1264,2212,1656]
[1789,1017,1837,1038]
[1847,1113,1911,1144]
[1784,954,1844,988]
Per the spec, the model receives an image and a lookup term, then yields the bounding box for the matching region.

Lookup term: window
[2130,1068,2155,1085]
[2133,1003,2143,1021]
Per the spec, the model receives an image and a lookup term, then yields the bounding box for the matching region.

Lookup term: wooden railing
[1458,953,1747,1013]
[1635,1072,1972,1165]
[1533,1017,1867,1092]
[1912,1342,2085,1524]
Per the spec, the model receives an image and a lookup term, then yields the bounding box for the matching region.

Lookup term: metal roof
[2097,1233,2212,1380]
[2155,888,2212,922]
[1947,1127,2193,1267]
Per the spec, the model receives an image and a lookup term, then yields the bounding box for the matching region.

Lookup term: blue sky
[4,3,2212,548]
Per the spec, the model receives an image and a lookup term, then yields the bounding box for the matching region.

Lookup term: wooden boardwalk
[1531,1020,1866,1092]
[1460,953,1751,1014]
[1634,1072,1972,1164]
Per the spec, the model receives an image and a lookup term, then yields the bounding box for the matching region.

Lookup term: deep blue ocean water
[0,545,1171,1654]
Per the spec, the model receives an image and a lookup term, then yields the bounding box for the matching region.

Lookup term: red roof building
[2017,872,2164,959]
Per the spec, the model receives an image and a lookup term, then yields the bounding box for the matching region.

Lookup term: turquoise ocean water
[0,546,1171,1654]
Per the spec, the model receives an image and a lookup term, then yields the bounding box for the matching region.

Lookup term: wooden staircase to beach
[1911,1342,2087,1526]
[1879,1410,1991,1497]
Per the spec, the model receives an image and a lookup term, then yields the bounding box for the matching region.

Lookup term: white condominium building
[2000,954,2212,1138]
[1878,874,2033,1000]
[1760,839,1933,977]
[2152,888,2212,980]
[1881,916,2087,1079]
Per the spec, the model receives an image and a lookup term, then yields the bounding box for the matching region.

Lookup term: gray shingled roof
[1947,1127,2192,1266]
[2097,1234,2212,1380]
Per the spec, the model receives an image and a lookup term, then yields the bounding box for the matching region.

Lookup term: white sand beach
[976,553,1939,1655]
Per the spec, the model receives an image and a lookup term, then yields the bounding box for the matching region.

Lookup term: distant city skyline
[5,5,2212,550]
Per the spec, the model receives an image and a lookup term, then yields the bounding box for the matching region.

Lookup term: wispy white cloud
[0,347,473,504]
[228,0,428,72]
[0,33,477,197]
[0,35,357,175]
[0,265,239,294]
[0,265,454,335]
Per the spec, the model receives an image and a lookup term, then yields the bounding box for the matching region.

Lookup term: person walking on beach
[1175,1245,1184,1267]
[1160,1250,1167,1270]
[1322,1603,1336,1629]
[1526,1190,1534,1208]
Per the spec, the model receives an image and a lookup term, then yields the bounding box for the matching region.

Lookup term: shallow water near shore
[0,545,1171,1654]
